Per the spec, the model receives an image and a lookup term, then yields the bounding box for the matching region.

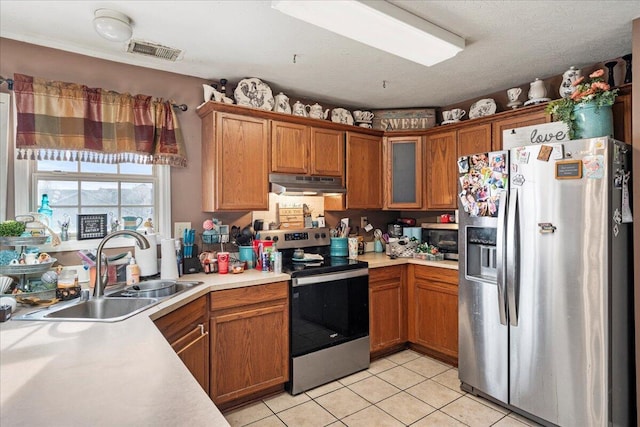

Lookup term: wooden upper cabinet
[457,123,492,157]
[271,122,344,178]
[346,132,383,209]
[383,136,423,210]
[491,107,549,151]
[202,111,269,211]
[310,127,344,177]
[271,121,309,174]
[425,130,458,210]
[612,89,631,144]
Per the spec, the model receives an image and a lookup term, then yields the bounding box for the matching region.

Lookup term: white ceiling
[1,1,639,109]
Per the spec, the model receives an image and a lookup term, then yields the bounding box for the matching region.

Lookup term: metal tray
[0,258,57,275]
[0,236,49,246]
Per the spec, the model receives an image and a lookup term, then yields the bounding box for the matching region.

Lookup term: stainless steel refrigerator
[457,137,634,426]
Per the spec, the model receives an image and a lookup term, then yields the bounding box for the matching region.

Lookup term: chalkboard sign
[77,214,108,240]
[555,160,582,180]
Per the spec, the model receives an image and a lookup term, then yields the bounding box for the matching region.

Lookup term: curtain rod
[1,76,187,111]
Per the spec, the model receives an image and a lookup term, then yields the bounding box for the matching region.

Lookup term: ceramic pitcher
[122,216,143,230]
[528,78,547,100]
[273,92,291,114]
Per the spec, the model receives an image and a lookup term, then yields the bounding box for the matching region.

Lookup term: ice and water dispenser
[465,227,497,283]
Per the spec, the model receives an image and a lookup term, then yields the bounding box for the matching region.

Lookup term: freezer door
[458,211,508,402]
[508,140,610,426]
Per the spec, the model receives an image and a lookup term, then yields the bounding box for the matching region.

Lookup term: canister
[330,237,348,257]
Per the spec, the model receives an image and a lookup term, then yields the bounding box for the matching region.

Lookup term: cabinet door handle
[173,324,208,356]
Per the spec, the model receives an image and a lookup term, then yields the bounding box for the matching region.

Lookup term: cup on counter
[217,252,229,274]
[440,214,450,223]
[348,237,359,260]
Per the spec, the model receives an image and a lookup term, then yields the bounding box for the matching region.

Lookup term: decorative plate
[469,98,497,119]
[331,108,354,125]
[233,78,275,111]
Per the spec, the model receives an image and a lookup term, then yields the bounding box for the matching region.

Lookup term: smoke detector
[126,39,183,61]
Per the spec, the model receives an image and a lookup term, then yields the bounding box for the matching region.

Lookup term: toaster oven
[421,223,458,260]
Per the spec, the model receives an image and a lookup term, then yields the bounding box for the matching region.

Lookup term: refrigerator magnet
[515,147,530,164]
[551,144,564,160]
[458,156,469,173]
[555,159,582,180]
[537,145,553,161]
[583,155,604,179]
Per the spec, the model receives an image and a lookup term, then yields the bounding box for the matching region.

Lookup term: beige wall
[0,38,253,239]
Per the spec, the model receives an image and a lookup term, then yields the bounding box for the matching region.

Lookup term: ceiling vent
[126,40,183,61]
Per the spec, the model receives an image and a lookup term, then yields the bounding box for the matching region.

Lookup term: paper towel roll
[136,234,158,277]
[160,238,179,280]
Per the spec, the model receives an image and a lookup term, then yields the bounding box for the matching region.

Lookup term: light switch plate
[174,222,191,239]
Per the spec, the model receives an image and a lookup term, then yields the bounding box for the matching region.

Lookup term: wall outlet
[360,216,368,229]
[174,222,192,239]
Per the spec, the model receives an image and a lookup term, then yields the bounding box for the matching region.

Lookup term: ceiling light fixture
[271,0,464,67]
[93,9,133,42]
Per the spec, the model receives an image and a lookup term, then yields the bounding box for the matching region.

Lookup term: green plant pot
[572,102,613,140]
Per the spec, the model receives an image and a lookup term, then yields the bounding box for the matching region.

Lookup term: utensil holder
[330,237,348,257]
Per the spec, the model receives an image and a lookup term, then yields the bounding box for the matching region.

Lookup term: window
[14,158,170,251]
[35,160,156,234]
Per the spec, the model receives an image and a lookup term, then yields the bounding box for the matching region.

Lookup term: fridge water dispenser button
[538,223,556,233]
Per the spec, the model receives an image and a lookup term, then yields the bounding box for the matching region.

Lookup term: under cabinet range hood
[269,173,346,195]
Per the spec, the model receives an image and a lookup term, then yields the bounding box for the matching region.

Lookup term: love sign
[503,122,569,149]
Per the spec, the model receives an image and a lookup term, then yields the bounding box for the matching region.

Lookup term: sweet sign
[371,108,436,131]
[503,122,569,149]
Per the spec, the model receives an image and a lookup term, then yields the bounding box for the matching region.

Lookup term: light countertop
[0,256,456,426]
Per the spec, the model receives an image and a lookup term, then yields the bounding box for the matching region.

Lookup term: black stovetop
[283,257,368,278]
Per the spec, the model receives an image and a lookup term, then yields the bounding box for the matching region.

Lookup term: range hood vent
[127,40,183,61]
[269,173,346,195]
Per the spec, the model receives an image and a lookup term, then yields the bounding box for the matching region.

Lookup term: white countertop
[0,257,456,426]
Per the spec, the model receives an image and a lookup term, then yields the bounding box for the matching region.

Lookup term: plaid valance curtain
[13,73,187,167]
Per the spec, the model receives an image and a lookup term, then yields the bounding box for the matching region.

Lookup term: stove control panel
[257,227,331,249]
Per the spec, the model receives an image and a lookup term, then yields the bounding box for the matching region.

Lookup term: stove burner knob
[265,236,272,240]
[321,233,326,238]
[314,233,320,239]
[272,236,279,242]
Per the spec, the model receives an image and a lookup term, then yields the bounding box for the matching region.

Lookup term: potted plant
[545,69,618,139]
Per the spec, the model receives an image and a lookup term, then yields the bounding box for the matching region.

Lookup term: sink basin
[106,280,200,298]
[14,297,159,322]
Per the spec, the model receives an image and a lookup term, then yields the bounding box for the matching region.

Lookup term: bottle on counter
[37,194,53,220]
[126,256,140,285]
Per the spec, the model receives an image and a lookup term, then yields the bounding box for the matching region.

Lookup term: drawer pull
[173,324,208,355]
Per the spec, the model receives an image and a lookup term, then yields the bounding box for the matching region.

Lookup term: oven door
[290,268,369,358]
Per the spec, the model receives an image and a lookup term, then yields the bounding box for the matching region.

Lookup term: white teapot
[308,103,329,120]
[292,101,308,117]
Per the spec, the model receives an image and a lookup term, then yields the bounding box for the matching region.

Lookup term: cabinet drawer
[370,265,404,284]
[210,281,288,311]
[155,296,208,343]
[412,266,458,285]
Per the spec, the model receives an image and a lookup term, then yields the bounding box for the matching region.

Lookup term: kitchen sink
[14,281,203,322]
[105,280,198,298]
[14,297,159,322]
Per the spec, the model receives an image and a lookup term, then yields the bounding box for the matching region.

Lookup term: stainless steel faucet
[93,230,150,297]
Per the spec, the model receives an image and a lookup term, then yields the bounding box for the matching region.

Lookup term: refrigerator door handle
[506,187,519,326]
[496,189,508,326]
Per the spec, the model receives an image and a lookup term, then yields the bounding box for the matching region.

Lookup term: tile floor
[223,350,543,427]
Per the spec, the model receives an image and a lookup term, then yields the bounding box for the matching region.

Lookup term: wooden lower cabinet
[209,282,289,409]
[408,265,459,365]
[369,265,407,358]
[154,296,210,394]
